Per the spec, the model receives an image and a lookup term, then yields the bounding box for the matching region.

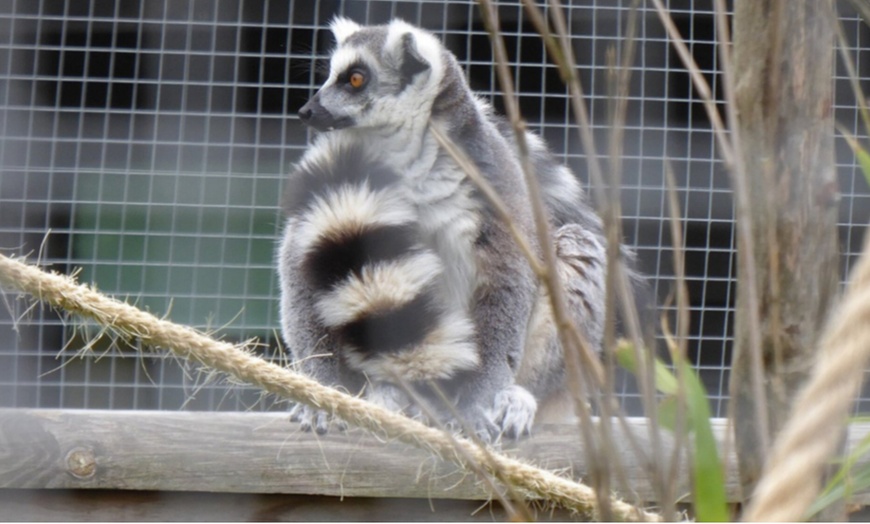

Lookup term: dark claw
[290,403,340,435]
[314,411,329,435]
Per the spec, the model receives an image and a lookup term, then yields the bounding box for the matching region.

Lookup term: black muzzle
[298,94,355,132]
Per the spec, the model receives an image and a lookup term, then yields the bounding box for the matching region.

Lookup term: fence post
[729,0,840,513]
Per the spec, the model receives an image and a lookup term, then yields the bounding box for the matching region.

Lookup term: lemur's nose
[298,102,313,123]
[296,93,352,132]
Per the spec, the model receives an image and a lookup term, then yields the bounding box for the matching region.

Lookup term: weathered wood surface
[2,409,870,508]
[0,490,570,522]
[0,408,736,504]
[10,489,870,522]
[730,0,840,500]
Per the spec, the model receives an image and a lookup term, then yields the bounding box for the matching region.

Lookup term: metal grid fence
[1,0,869,417]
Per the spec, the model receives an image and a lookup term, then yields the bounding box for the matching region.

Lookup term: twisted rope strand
[744,231,870,521]
[0,253,660,522]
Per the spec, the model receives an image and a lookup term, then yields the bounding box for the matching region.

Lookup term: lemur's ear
[399,33,430,87]
[329,16,361,44]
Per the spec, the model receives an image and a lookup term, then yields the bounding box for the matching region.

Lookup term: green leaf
[838,124,870,189]
[615,339,729,521]
[657,395,679,434]
[677,357,729,522]
[614,340,679,395]
[858,149,870,188]
[809,463,870,518]
[808,427,870,517]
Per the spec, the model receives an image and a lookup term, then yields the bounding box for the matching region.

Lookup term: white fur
[314,251,443,327]
[327,46,379,86]
[349,23,444,162]
[421,197,480,312]
[405,146,481,313]
[345,310,479,381]
[547,164,583,203]
[364,382,412,412]
[312,22,448,174]
[277,218,297,347]
[329,16,361,44]
[385,19,444,83]
[293,184,416,255]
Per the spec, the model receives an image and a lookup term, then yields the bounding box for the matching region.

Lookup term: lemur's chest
[406,159,481,311]
[357,132,482,309]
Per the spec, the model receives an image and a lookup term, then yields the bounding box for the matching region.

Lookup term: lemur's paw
[489,385,537,439]
[289,403,346,434]
[442,404,500,445]
[471,414,502,444]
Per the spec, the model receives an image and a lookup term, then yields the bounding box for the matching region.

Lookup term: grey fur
[279,19,628,440]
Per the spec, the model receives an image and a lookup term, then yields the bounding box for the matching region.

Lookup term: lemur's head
[298,18,444,133]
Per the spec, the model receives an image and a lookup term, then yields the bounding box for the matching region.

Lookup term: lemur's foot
[489,385,537,439]
[444,403,501,445]
[289,403,346,434]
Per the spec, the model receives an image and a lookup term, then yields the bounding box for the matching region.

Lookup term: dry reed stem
[474,0,617,517]
[651,0,771,462]
[601,9,674,514]
[392,375,533,521]
[743,228,870,521]
[835,11,870,137]
[648,0,732,165]
[711,0,775,462]
[662,159,691,520]
[428,126,546,277]
[846,0,870,28]
[540,0,607,200]
[0,253,661,522]
[514,2,671,513]
[603,9,671,510]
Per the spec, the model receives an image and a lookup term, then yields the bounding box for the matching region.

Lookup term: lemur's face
[298,18,443,133]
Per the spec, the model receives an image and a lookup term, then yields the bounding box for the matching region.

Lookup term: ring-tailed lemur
[278,18,620,441]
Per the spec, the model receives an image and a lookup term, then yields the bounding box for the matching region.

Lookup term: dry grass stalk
[0,252,662,522]
[474,0,623,517]
[510,1,682,514]
[429,124,608,388]
[662,159,691,520]
[391,375,534,521]
[846,0,870,27]
[602,7,676,515]
[651,0,771,466]
[835,11,870,136]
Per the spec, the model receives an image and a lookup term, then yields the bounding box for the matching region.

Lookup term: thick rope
[0,253,660,522]
[744,230,870,521]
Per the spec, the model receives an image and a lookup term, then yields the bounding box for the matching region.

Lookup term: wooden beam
[2,408,869,505]
[0,490,578,521]
[1,408,719,502]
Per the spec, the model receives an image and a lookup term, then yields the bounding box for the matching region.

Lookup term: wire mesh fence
[0,0,868,417]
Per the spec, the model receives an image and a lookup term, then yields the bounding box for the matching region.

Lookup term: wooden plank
[0,408,717,503]
[0,489,577,522]
[9,408,869,504]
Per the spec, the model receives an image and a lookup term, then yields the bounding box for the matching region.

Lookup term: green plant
[616,340,729,521]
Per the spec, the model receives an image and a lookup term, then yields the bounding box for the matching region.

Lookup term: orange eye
[349,71,365,89]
